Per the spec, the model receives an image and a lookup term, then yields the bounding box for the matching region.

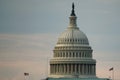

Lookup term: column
[90,64,92,75]
[66,64,67,74]
[87,64,89,74]
[71,64,73,74]
[54,64,55,74]
[76,64,78,74]
[80,64,82,74]
[61,64,63,74]
[86,64,88,75]
[84,64,86,74]
[58,64,61,74]
[80,64,83,74]
[52,64,54,74]
[94,64,96,75]
[73,64,75,74]
[56,64,58,74]
[82,64,84,75]
[58,64,59,74]
[53,64,54,74]
[74,64,77,74]
[78,64,80,74]
[67,64,69,74]
[52,64,53,74]
[55,64,56,74]
[69,64,71,74]
[64,64,66,74]
[61,64,62,74]
[88,64,90,74]
[50,64,52,74]
[92,64,94,75]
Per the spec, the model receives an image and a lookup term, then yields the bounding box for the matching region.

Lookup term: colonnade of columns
[54,51,92,58]
[50,64,96,75]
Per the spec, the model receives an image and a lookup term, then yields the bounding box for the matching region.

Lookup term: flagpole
[112,68,114,80]
[24,73,29,80]
[109,67,114,80]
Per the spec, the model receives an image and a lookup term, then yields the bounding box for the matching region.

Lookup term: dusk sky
[0,0,120,80]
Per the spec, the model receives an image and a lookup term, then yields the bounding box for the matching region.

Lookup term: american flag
[24,73,29,76]
[109,67,113,71]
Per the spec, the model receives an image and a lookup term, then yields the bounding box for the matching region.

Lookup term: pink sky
[0,34,119,80]
[0,0,120,80]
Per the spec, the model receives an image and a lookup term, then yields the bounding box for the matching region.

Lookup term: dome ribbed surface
[57,28,89,45]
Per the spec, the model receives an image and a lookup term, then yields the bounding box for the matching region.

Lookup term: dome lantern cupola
[68,3,78,29]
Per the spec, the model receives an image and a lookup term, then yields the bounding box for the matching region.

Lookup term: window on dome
[67,39,69,42]
[85,53,86,57]
[69,52,70,57]
[57,52,59,57]
[66,52,68,57]
[75,52,76,57]
[61,52,63,57]
[70,39,72,42]
[59,52,61,57]
[76,52,78,57]
[83,52,85,57]
[75,39,77,42]
[79,52,81,57]
[81,52,83,57]
[73,52,75,57]
[71,52,73,57]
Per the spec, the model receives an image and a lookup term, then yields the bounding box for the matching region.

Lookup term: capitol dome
[49,3,96,78]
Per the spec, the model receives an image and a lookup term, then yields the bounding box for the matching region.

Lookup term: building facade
[48,3,110,80]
